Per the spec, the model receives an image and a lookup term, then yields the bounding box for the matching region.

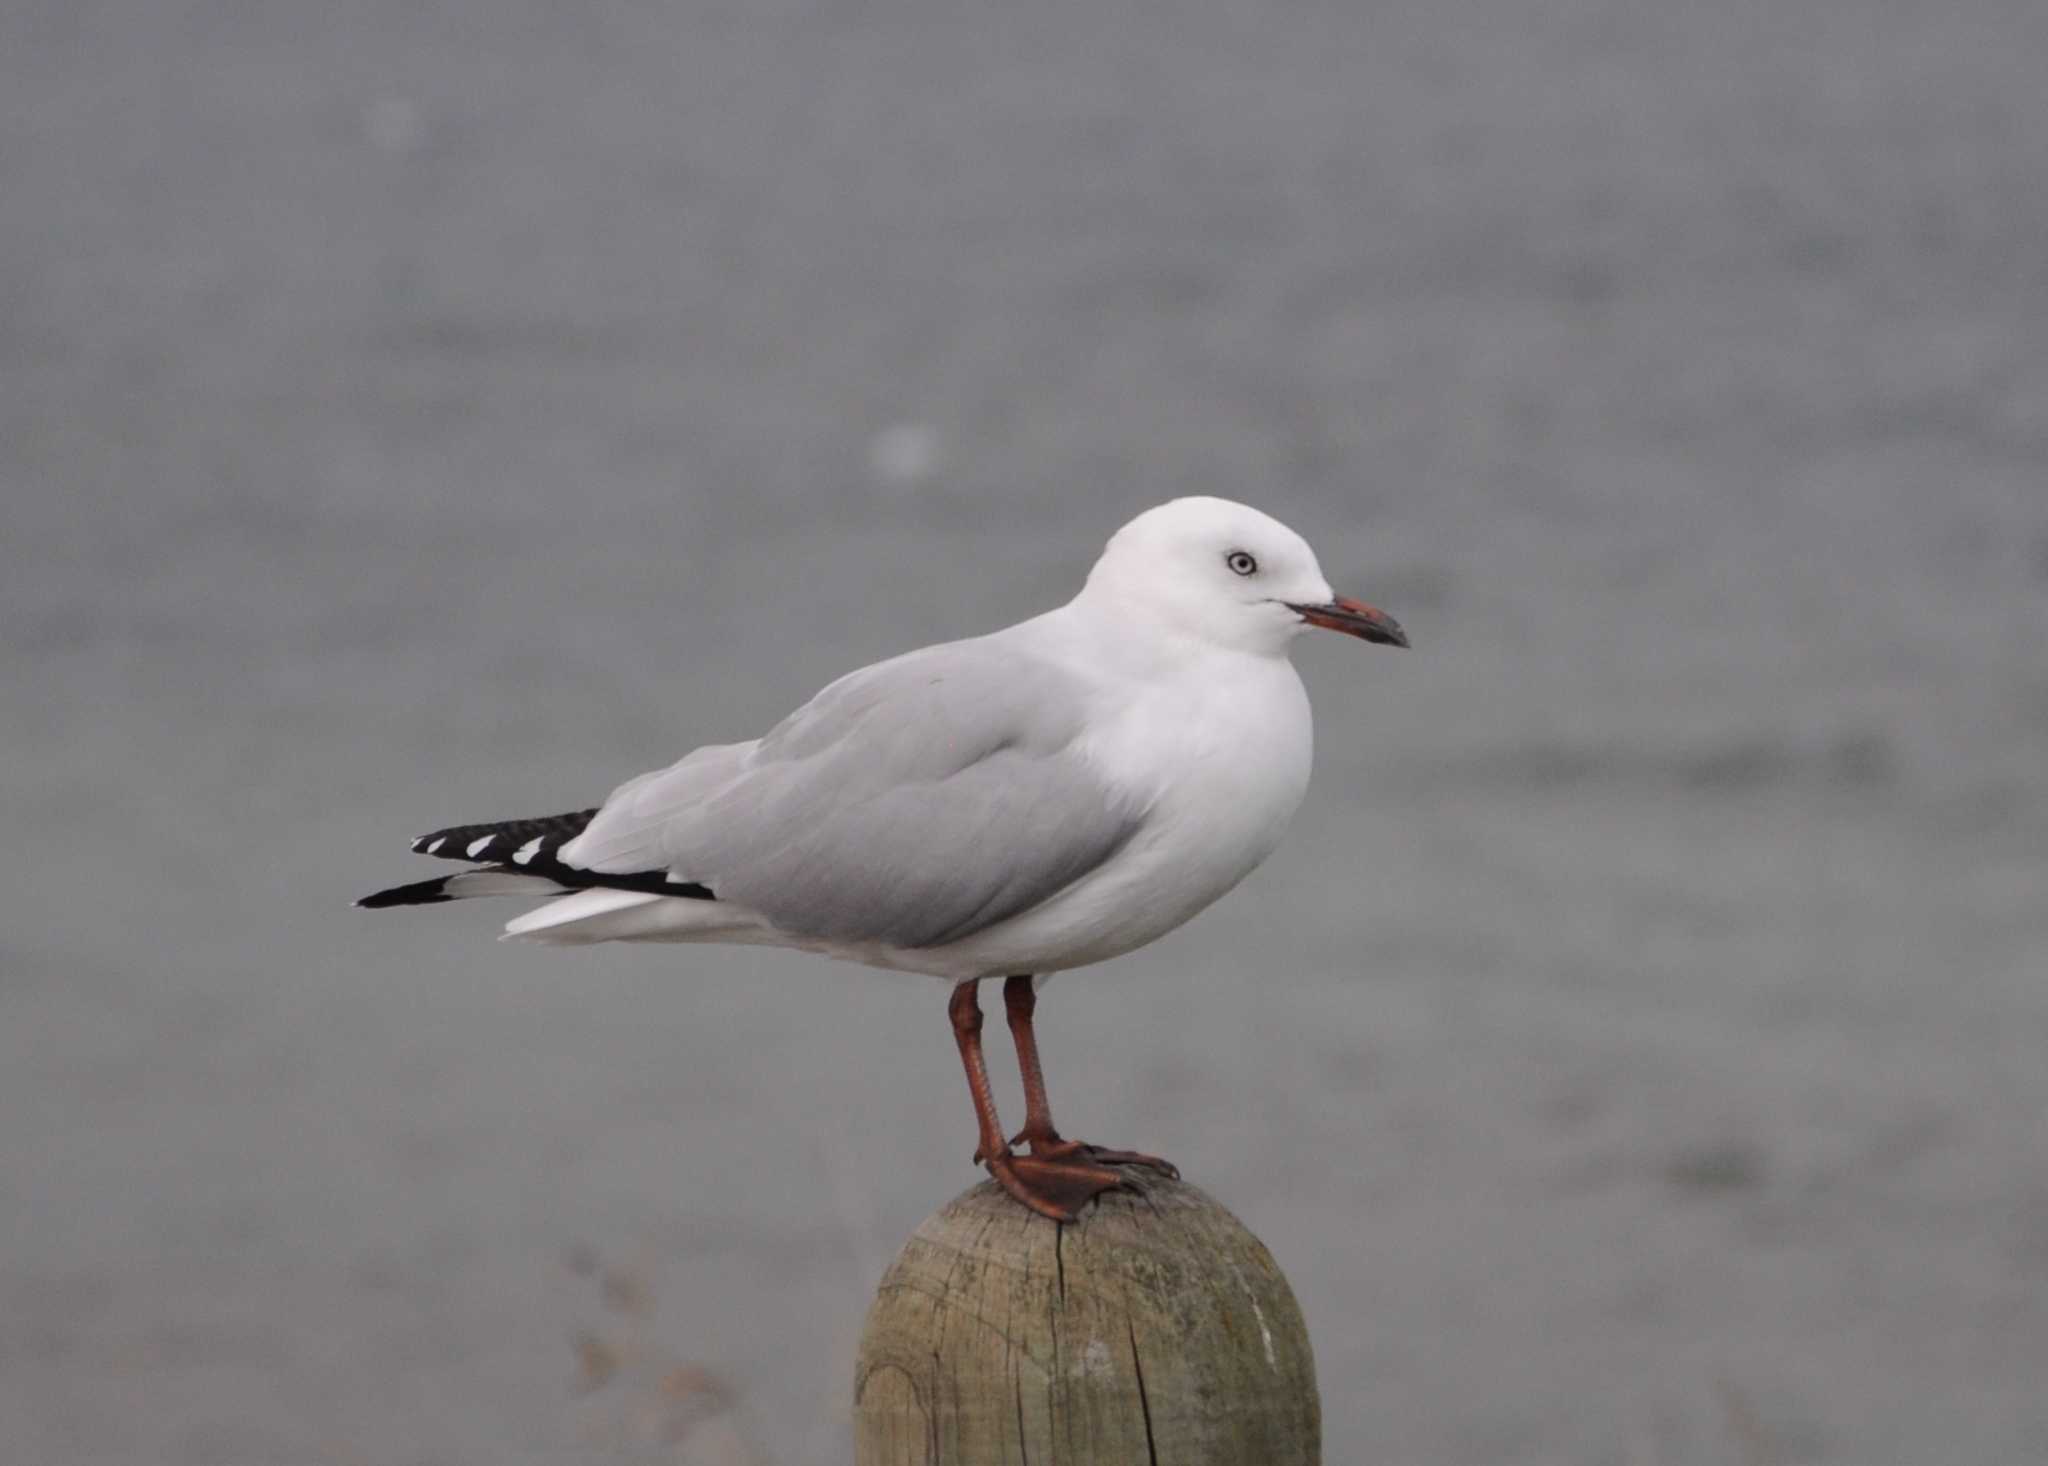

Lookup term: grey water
[4,1,2046,1462]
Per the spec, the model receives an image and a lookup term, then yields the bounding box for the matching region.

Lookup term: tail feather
[501,888,673,942]
[501,887,767,944]
[356,865,570,909]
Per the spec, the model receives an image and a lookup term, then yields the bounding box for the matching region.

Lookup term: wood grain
[854,1164,1320,1464]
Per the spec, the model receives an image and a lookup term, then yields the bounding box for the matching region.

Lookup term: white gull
[359,496,1407,1217]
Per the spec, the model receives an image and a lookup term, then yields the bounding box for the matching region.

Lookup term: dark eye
[1225,549,1258,576]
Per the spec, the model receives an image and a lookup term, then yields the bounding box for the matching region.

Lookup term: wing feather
[561,634,1143,950]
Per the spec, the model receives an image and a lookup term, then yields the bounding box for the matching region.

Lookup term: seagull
[358,497,1407,1220]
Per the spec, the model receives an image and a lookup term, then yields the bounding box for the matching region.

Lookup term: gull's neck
[1049,585,1294,681]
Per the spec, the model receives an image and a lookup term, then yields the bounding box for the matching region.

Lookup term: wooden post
[854,1163,1320,1464]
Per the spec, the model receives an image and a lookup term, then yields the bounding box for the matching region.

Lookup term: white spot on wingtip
[425,837,447,854]
[512,838,543,865]
[466,836,495,857]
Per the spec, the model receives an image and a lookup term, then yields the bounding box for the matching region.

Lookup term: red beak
[1287,595,1409,648]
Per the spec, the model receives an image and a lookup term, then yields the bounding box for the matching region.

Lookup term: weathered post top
[855,1163,1320,1465]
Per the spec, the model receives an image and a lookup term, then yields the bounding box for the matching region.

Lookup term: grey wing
[560,635,1145,949]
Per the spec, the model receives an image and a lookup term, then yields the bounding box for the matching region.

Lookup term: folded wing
[560,635,1145,951]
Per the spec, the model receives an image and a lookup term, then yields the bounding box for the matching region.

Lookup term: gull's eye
[1225,550,1258,577]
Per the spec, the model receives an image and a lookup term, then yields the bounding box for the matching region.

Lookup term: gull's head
[1079,496,1408,656]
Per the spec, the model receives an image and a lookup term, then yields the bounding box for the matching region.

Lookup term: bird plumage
[359,496,1396,982]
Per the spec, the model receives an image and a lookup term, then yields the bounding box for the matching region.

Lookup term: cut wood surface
[854,1163,1320,1464]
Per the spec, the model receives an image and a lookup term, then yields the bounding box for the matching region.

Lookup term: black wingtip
[356,877,457,909]
[412,808,603,865]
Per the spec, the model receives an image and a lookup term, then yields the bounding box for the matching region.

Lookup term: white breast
[937,648,1315,978]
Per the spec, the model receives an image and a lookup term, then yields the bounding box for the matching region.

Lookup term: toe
[984,1154,1079,1222]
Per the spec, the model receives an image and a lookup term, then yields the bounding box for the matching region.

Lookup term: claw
[1073,1145,1178,1179]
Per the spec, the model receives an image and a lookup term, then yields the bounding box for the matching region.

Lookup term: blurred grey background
[5,1,2047,1462]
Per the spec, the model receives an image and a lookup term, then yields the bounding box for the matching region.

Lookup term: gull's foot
[983,1149,1127,1223]
[1021,1134,1180,1180]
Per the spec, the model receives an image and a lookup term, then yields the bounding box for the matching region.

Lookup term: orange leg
[949,980,1125,1222]
[1000,974,1178,1177]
